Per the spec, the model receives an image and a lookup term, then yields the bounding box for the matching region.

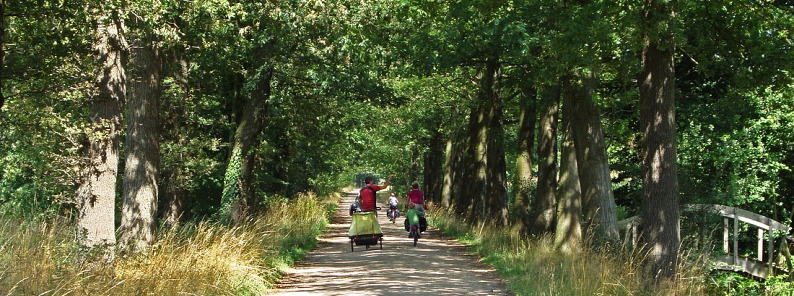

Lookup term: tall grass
[0,191,338,295]
[429,207,709,296]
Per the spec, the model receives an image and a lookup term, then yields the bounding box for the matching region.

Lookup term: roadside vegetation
[0,192,338,295]
[430,206,711,296]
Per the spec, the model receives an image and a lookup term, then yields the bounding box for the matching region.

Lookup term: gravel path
[271,190,511,296]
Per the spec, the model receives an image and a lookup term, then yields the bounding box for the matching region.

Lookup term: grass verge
[0,191,341,295]
[428,207,709,296]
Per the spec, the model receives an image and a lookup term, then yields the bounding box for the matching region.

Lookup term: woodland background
[0,0,793,294]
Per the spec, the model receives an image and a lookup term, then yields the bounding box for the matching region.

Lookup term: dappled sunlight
[273,191,509,295]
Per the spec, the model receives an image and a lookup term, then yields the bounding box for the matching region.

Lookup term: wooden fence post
[723,217,729,254]
[733,209,739,266]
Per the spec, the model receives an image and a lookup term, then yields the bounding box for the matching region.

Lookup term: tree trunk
[409,144,422,187]
[461,97,488,221]
[448,121,467,211]
[0,0,6,117]
[555,78,583,252]
[531,84,559,235]
[120,38,161,253]
[161,167,185,227]
[160,47,190,228]
[440,136,456,208]
[570,74,619,244]
[462,62,496,223]
[451,139,466,212]
[513,85,537,229]
[221,67,273,224]
[423,123,444,204]
[639,0,680,279]
[77,10,126,258]
[485,60,508,227]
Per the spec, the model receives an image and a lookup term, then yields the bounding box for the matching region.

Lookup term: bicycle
[386,205,400,223]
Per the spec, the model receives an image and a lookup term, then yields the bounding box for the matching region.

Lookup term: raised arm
[382,174,394,188]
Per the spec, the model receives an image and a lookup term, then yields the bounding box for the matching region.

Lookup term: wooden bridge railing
[618,204,791,279]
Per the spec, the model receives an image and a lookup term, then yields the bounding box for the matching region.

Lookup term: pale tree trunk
[555,79,583,252]
[77,9,126,258]
[531,84,559,235]
[120,37,161,253]
[221,67,272,224]
[484,60,508,227]
[440,136,456,208]
[639,0,680,279]
[512,86,536,229]
[570,74,619,244]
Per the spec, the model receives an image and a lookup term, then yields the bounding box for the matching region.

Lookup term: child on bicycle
[387,192,400,222]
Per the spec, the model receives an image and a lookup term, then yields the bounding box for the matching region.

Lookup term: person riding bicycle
[406,181,426,213]
[387,192,400,221]
[404,181,428,237]
[358,174,394,213]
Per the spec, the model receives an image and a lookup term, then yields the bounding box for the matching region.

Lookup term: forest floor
[271,190,512,295]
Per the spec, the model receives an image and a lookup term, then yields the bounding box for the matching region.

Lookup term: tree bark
[77,9,126,258]
[531,84,559,235]
[160,48,190,228]
[639,0,680,279]
[221,66,272,224]
[161,167,185,227]
[448,120,467,212]
[555,78,583,252]
[484,60,508,227]
[120,36,161,253]
[0,0,6,117]
[440,136,457,208]
[423,123,444,204]
[570,74,619,244]
[461,95,488,221]
[513,85,537,229]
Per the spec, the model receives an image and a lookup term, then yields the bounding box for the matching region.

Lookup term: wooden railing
[618,204,791,279]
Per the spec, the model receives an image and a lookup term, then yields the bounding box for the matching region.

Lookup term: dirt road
[272,190,511,295]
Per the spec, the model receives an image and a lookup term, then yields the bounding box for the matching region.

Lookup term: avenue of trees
[1,0,793,284]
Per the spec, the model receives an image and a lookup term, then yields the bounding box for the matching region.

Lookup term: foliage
[706,272,794,296]
[1,0,794,291]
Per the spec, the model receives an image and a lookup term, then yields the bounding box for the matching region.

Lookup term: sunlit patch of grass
[428,207,709,296]
[0,191,338,295]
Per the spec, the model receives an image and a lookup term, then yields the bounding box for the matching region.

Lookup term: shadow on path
[271,190,511,296]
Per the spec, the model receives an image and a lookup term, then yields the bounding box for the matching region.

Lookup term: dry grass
[429,207,710,296]
[0,192,338,295]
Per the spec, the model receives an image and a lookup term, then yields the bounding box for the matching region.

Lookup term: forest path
[270,190,512,295]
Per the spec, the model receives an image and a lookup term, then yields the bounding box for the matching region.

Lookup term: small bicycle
[386,205,400,223]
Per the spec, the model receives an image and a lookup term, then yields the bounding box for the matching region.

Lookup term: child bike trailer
[348,211,383,251]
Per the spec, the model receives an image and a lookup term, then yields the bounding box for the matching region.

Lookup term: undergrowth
[429,207,710,296]
[0,191,340,295]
